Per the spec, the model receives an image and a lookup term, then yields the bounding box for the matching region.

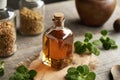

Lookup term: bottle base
[42,51,73,70]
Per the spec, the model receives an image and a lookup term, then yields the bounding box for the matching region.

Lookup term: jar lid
[23,0,43,9]
[26,0,39,2]
[0,0,7,9]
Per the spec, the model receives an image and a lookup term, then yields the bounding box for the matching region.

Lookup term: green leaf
[16,65,28,73]
[103,42,111,50]
[84,37,89,42]
[100,37,106,43]
[67,67,77,75]
[28,70,37,80]
[111,45,118,49]
[86,43,92,51]
[74,41,82,47]
[0,61,5,68]
[77,66,84,74]
[106,37,110,42]
[92,46,100,56]
[109,39,116,45]
[69,74,79,80]
[9,75,15,80]
[13,72,25,80]
[0,61,5,76]
[85,32,93,40]
[109,39,118,49]
[82,65,89,75]
[65,74,72,80]
[78,44,86,54]
[86,43,100,56]
[101,30,108,36]
[92,40,101,46]
[74,41,86,54]
[78,76,84,80]
[0,68,5,77]
[85,72,96,80]
[23,73,30,79]
[74,41,83,54]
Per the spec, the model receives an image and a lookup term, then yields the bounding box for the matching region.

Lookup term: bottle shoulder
[44,27,73,40]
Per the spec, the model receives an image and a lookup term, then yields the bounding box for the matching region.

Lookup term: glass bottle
[0,0,17,57]
[42,12,74,70]
[19,0,44,36]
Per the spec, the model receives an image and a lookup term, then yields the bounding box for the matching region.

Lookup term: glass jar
[19,0,45,36]
[0,0,17,57]
[42,12,74,70]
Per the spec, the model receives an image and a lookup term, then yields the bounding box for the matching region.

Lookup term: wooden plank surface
[0,1,120,80]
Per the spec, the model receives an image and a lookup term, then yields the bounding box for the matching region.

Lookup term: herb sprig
[100,30,118,50]
[9,65,37,80]
[74,30,118,56]
[0,61,5,76]
[65,65,96,80]
[74,32,100,56]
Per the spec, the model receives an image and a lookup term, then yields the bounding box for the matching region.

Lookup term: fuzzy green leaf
[78,44,86,54]
[74,41,83,54]
[85,32,93,40]
[67,67,77,75]
[92,40,101,46]
[85,72,96,80]
[103,42,111,50]
[82,65,89,75]
[92,46,100,56]
[101,30,108,36]
[16,65,28,73]
[111,45,118,49]
[29,70,37,80]
[84,38,89,42]
[77,66,84,74]
[0,61,5,76]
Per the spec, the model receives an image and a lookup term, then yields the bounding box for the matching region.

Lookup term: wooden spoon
[111,65,120,80]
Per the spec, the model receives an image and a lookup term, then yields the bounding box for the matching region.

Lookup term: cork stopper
[53,12,64,21]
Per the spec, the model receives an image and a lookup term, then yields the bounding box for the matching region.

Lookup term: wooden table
[1,1,120,80]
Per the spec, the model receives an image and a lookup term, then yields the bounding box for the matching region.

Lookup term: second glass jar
[19,0,44,36]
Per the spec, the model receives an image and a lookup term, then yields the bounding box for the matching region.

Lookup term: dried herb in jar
[20,7,44,35]
[0,21,16,57]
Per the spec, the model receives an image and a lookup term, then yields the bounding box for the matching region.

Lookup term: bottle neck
[53,19,65,27]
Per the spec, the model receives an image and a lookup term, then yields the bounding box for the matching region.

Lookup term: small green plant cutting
[65,65,96,80]
[0,60,37,80]
[100,30,118,50]
[74,30,118,56]
[9,65,37,80]
[74,32,100,56]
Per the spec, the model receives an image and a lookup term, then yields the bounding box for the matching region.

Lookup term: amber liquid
[42,27,73,69]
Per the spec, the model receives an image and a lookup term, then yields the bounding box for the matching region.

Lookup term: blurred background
[7,0,68,9]
[7,0,120,10]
